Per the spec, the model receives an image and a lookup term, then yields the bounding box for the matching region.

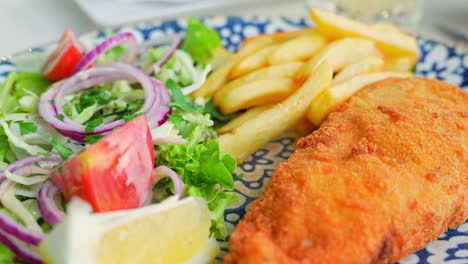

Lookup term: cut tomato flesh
[49,116,155,212]
[43,29,85,81]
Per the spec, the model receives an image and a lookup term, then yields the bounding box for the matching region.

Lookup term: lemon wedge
[39,196,219,264]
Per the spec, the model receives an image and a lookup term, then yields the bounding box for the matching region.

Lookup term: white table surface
[0,0,467,55]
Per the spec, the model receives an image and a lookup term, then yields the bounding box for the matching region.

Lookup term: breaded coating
[226,77,468,264]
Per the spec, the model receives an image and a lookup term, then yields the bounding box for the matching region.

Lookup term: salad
[0,18,239,263]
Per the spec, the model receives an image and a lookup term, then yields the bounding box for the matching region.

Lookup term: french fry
[310,8,419,65]
[217,105,272,134]
[307,72,409,126]
[217,79,298,114]
[213,62,303,106]
[295,38,382,83]
[332,56,384,85]
[383,56,416,72]
[242,28,318,46]
[219,61,333,163]
[228,45,278,79]
[209,47,234,70]
[371,23,407,35]
[192,35,274,98]
[267,33,326,65]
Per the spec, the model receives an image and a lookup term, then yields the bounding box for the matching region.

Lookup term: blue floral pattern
[0,16,467,263]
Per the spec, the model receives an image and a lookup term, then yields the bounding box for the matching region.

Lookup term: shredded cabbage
[1,184,42,232]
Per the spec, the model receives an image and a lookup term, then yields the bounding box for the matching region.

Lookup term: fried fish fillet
[226,77,468,264]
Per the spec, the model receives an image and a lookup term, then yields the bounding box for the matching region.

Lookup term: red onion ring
[0,212,44,245]
[153,166,184,199]
[0,229,43,264]
[73,32,138,73]
[0,156,62,263]
[38,181,65,226]
[38,63,171,143]
[0,155,61,186]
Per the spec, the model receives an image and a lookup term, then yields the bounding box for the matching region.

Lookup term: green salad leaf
[0,72,51,115]
[182,18,222,65]
[0,72,19,115]
[49,137,73,160]
[16,121,38,136]
[14,72,51,98]
[157,79,239,239]
[84,134,104,145]
[0,244,14,264]
[158,131,239,240]
[188,185,239,239]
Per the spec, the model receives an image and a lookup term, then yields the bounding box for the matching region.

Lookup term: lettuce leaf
[0,71,50,115]
[158,135,239,239]
[0,244,14,264]
[157,81,239,239]
[182,18,222,65]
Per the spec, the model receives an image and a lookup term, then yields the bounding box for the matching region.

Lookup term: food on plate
[217,104,272,134]
[48,116,154,212]
[308,72,409,125]
[192,34,273,98]
[310,8,419,65]
[1,6,461,263]
[331,56,385,85]
[226,77,468,263]
[0,18,239,263]
[213,8,420,162]
[213,62,303,106]
[228,45,279,79]
[40,196,218,264]
[209,47,234,70]
[294,38,382,82]
[42,29,85,81]
[242,28,318,46]
[216,78,298,114]
[219,62,333,163]
[384,56,417,72]
[267,33,326,65]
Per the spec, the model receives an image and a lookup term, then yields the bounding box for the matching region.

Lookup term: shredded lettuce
[151,49,196,87]
[156,79,238,239]
[0,72,51,116]
[182,18,222,65]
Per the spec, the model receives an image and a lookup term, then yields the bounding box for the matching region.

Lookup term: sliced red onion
[37,181,65,226]
[0,155,61,183]
[2,155,61,175]
[139,34,182,73]
[0,155,61,198]
[0,212,44,245]
[153,166,184,199]
[0,229,43,264]
[73,32,138,73]
[150,35,183,72]
[39,63,171,143]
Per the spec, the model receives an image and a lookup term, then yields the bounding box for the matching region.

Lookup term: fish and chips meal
[0,7,465,264]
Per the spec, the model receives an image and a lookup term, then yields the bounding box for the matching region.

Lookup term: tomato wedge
[42,29,85,81]
[49,116,155,212]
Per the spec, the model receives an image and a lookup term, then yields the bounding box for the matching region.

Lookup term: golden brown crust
[226,77,468,264]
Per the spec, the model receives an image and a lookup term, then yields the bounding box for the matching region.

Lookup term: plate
[0,16,467,264]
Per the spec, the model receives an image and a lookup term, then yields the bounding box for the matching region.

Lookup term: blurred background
[0,0,466,54]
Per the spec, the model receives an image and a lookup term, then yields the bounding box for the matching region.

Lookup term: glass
[305,0,424,31]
